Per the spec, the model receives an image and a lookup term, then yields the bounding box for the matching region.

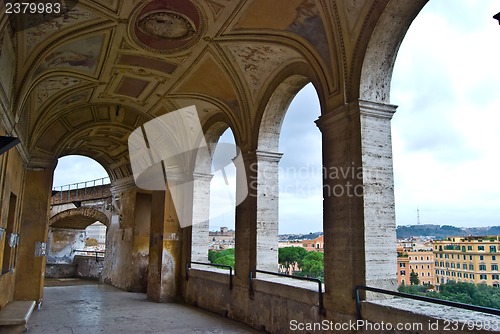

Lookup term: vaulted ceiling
[0,0,394,181]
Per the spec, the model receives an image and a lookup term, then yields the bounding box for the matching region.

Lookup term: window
[470,255,473,260]
[445,262,449,268]
[452,272,456,277]
[468,246,472,251]
[451,263,455,268]
[426,256,429,260]
[463,255,466,260]
[400,270,406,276]
[445,254,449,259]
[493,274,499,280]
[480,274,487,280]
[493,255,497,261]
[478,246,485,251]
[480,255,484,261]
[492,264,498,271]
[461,246,466,252]
[435,261,439,266]
[420,256,423,260]
[439,254,443,258]
[471,273,475,279]
[457,263,460,269]
[399,263,405,268]
[490,246,497,253]
[479,264,486,271]
[469,264,474,270]
[464,273,468,278]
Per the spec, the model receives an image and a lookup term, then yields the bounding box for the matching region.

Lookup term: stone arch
[359,0,427,103]
[49,207,110,229]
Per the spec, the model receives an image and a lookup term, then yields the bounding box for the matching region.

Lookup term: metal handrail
[73,250,106,263]
[355,285,500,320]
[185,261,233,289]
[249,269,324,315]
[52,177,110,203]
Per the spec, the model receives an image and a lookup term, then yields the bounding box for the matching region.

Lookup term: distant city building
[302,235,324,252]
[85,222,107,245]
[209,227,235,250]
[397,239,435,286]
[433,236,500,288]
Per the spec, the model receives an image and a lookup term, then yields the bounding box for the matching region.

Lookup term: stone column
[316,99,397,315]
[147,187,182,302]
[359,100,398,292]
[256,150,283,272]
[14,165,54,304]
[103,177,150,292]
[233,150,257,286]
[190,173,212,262]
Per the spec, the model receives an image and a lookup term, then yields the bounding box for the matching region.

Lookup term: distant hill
[396,224,500,240]
[279,231,323,241]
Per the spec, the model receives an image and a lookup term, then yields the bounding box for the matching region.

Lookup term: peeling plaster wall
[46,228,85,264]
[103,190,150,292]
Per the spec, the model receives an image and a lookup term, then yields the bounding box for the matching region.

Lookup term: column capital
[359,99,397,120]
[256,150,283,163]
[315,99,398,132]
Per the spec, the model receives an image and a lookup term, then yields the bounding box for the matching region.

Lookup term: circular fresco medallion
[138,11,195,40]
[131,0,202,53]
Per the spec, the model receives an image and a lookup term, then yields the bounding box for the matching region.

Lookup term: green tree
[301,251,324,280]
[409,270,420,285]
[278,247,308,274]
[208,248,235,268]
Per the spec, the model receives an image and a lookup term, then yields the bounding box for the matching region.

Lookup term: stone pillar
[190,173,212,262]
[14,166,54,304]
[103,178,150,292]
[234,150,257,286]
[359,100,398,291]
[147,187,182,302]
[316,99,397,315]
[256,150,283,272]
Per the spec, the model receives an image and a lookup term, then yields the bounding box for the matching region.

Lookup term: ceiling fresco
[0,0,387,179]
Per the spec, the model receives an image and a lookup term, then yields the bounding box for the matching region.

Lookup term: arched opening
[391,0,500,295]
[255,75,323,279]
[207,128,237,268]
[46,155,110,281]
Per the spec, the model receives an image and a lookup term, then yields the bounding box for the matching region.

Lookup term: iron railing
[249,269,324,315]
[185,261,233,289]
[73,250,106,263]
[355,285,500,320]
[52,177,110,204]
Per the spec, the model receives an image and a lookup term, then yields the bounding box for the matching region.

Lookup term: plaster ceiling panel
[33,76,88,109]
[233,0,331,69]
[89,0,122,14]
[225,43,302,101]
[234,0,304,30]
[174,54,238,105]
[37,121,69,152]
[53,89,92,109]
[115,76,149,98]
[202,0,226,20]
[32,33,108,80]
[23,5,100,60]
[117,54,178,75]
[64,108,95,128]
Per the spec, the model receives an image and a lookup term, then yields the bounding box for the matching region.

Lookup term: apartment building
[433,236,500,288]
[397,242,435,286]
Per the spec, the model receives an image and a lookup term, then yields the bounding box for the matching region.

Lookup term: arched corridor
[2,1,497,333]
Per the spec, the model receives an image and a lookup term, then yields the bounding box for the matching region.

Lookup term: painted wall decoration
[0,31,15,99]
[34,76,85,107]
[24,6,97,57]
[227,44,300,99]
[34,34,104,77]
[286,0,330,68]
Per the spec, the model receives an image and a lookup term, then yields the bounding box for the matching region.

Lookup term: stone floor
[28,282,261,333]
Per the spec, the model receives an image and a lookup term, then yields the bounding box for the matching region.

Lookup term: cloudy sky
[54,0,500,234]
